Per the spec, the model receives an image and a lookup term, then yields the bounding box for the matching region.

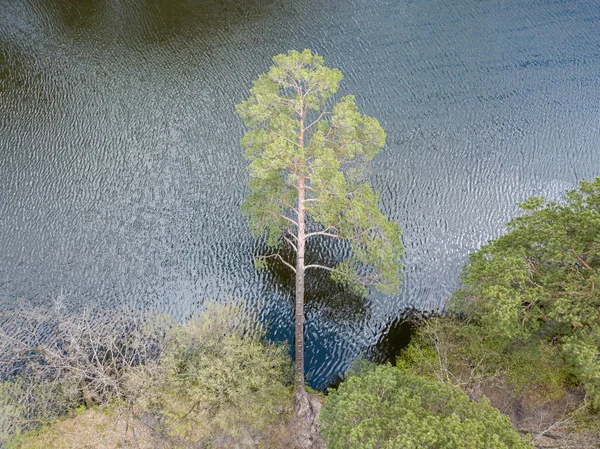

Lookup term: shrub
[0,299,155,442]
[319,363,532,449]
[397,316,570,402]
[128,302,293,447]
[453,178,600,407]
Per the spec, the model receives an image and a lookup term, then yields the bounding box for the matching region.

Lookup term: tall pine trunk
[295,176,306,399]
[294,101,307,400]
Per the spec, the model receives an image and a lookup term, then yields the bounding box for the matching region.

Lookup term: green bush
[397,316,570,402]
[0,376,81,444]
[319,363,531,449]
[453,178,600,407]
[127,302,293,447]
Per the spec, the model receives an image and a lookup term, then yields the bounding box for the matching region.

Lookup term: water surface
[1,0,599,387]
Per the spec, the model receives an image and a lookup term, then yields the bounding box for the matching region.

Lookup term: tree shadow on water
[365,309,435,365]
[323,310,422,391]
[256,240,371,327]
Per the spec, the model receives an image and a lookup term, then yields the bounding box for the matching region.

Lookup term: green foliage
[0,376,81,444]
[236,49,403,295]
[129,302,293,446]
[397,317,569,402]
[319,363,532,449]
[452,178,600,407]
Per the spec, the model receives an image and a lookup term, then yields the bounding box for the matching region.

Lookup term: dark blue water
[1,0,599,388]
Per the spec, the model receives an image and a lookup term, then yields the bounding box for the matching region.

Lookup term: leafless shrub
[0,296,169,442]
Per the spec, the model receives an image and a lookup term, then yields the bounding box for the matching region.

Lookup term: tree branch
[259,253,297,273]
[571,248,592,270]
[283,235,298,252]
[305,264,334,271]
[274,132,300,148]
[305,227,342,239]
[286,231,298,242]
[279,214,298,227]
[304,111,331,132]
[282,201,299,216]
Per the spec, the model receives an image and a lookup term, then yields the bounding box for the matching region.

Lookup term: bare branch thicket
[0,297,171,441]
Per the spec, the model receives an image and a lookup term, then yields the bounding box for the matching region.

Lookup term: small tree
[453,177,600,407]
[236,50,403,406]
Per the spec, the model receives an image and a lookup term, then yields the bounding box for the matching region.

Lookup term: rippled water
[1,0,599,388]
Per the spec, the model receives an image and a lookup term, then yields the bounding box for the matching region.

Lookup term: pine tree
[236,49,403,408]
